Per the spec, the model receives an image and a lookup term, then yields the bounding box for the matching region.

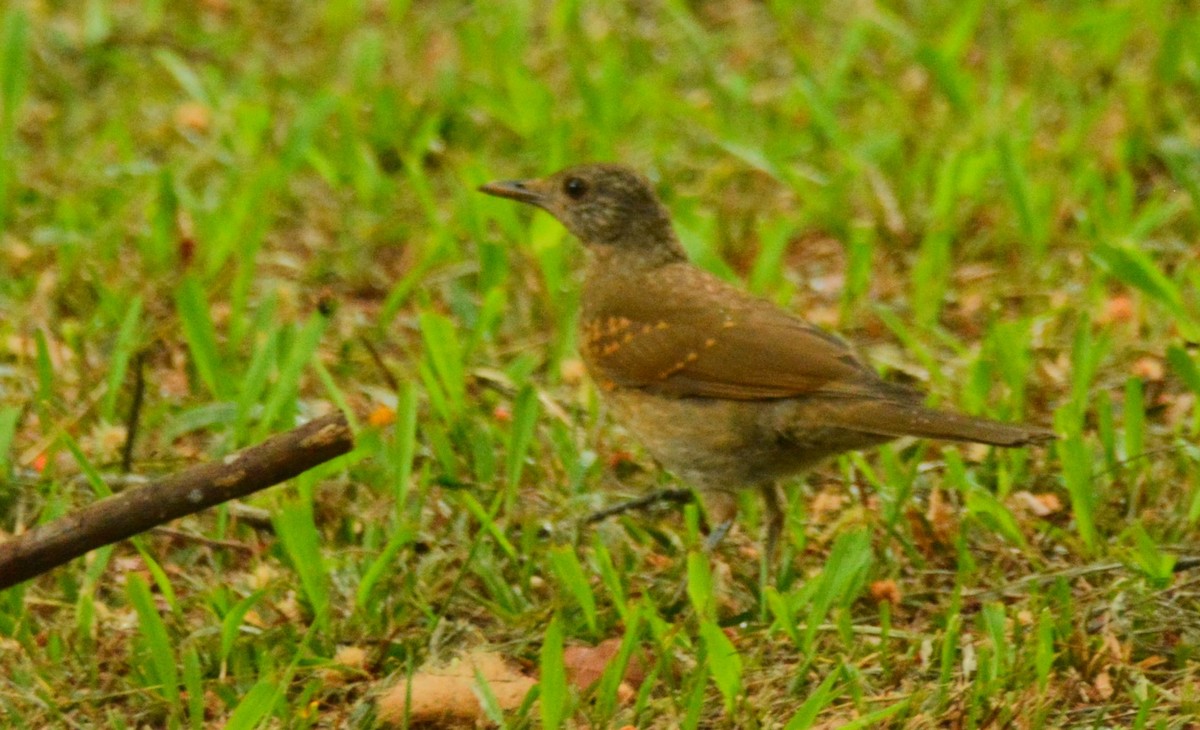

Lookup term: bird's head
[480,164,683,261]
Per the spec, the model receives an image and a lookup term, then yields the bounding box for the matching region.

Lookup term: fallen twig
[0,412,353,590]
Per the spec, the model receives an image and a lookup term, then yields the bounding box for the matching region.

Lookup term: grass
[1,0,1200,726]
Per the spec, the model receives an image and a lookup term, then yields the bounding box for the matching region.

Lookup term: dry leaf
[606,450,636,470]
[1102,631,1127,662]
[320,646,370,687]
[926,487,958,544]
[564,639,620,690]
[1163,392,1195,428]
[1032,492,1063,515]
[563,637,648,697]
[964,442,991,462]
[644,552,674,571]
[242,610,267,630]
[3,236,32,264]
[1103,294,1135,323]
[906,506,934,556]
[809,488,846,524]
[1137,655,1168,670]
[869,579,901,605]
[1131,356,1164,381]
[1094,670,1114,700]
[368,405,396,427]
[377,650,536,727]
[250,563,279,590]
[738,544,761,561]
[1009,490,1063,518]
[807,304,840,328]
[335,645,368,669]
[77,424,125,465]
[276,591,302,624]
[175,101,211,133]
[560,359,587,385]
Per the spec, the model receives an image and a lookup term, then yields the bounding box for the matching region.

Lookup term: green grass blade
[837,698,911,729]
[126,574,180,710]
[699,619,742,712]
[101,296,144,422]
[505,385,540,491]
[255,314,328,438]
[595,610,645,717]
[1168,345,1200,396]
[219,589,266,666]
[460,491,517,560]
[0,7,30,230]
[1091,243,1185,315]
[548,545,597,635]
[130,541,179,613]
[392,381,419,510]
[274,502,330,629]
[418,312,466,420]
[1126,523,1175,586]
[1035,607,1055,691]
[175,276,228,401]
[223,678,279,730]
[355,525,414,610]
[1056,419,1099,554]
[0,406,18,479]
[783,667,840,730]
[153,48,209,103]
[61,433,112,498]
[803,529,872,653]
[472,665,510,728]
[182,645,204,730]
[686,551,715,621]
[539,614,568,730]
[233,327,279,442]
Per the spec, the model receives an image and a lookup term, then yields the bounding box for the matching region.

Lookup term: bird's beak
[478,178,546,207]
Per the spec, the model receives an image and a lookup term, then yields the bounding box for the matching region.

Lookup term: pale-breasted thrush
[481,164,1053,555]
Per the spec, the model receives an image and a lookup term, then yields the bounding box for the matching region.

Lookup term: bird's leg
[702,518,735,553]
[663,489,739,613]
[759,482,786,562]
[584,488,694,525]
[698,490,739,552]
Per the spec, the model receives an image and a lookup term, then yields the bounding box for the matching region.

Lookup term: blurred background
[1,1,1198,726]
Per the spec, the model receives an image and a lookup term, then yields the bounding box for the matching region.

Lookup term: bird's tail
[827,400,1056,447]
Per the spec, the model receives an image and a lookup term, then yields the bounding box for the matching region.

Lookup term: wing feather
[582,264,905,401]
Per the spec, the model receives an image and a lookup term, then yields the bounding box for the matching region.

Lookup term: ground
[1,1,1199,727]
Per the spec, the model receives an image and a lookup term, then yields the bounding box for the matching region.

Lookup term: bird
[479,163,1054,557]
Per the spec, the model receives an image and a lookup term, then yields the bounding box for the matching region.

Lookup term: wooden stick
[0,412,353,590]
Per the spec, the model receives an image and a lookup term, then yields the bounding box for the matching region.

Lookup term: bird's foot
[661,518,736,615]
[702,518,734,553]
[584,488,694,525]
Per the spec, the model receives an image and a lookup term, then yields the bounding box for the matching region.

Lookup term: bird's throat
[584,229,689,271]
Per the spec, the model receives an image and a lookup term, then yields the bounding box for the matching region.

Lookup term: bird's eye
[563,177,588,199]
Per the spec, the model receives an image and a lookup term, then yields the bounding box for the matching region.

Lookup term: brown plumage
[480,164,1054,555]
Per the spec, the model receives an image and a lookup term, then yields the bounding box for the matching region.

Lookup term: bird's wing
[582,265,910,401]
